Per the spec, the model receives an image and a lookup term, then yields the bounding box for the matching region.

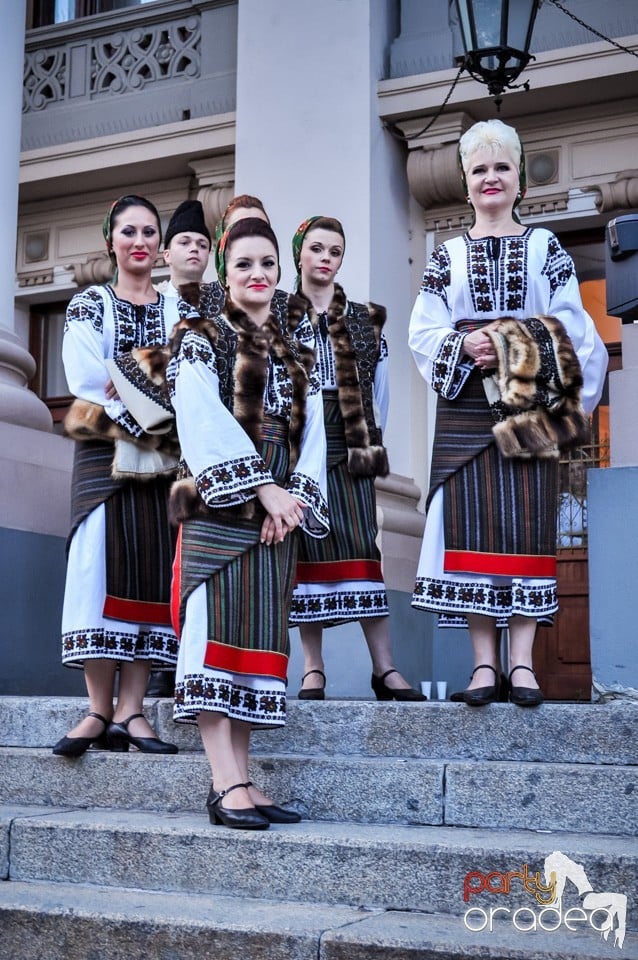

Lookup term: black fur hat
[164,200,211,248]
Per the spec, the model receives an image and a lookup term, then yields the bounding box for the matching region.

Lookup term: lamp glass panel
[506,0,538,51]
[470,0,503,48]
[455,0,474,50]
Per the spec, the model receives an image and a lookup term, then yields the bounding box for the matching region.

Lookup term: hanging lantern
[454,0,541,102]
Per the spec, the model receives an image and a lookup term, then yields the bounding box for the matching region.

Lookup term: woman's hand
[462,325,498,370]
[104,379,120,401]
[256,483,305,545]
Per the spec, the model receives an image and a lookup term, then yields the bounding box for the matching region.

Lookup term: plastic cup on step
[420,681,432,699]
[436,681,447,701]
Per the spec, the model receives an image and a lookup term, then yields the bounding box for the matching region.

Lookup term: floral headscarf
[291,216,322,275]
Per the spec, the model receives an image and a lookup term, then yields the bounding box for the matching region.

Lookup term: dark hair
[304,216,345,242]
[221,194,270,230]
[103,195,162,267]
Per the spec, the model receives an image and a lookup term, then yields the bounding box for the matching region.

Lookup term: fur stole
[483,315,590,459]
[324,283,390,478]
[64,398,179,481]
[169,287,314,525]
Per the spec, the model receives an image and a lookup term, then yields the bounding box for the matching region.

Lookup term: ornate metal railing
[22,1,237,149]
[24,15,200,112]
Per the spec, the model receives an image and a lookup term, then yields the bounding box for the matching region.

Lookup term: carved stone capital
[197,183,234,235]
[407,142,466,210]
[71,256,113,286]
[189,155,235,235]
[591,170,638,213]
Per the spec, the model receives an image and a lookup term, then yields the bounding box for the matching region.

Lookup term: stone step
[3,804,636,918]
[0,747,444,826]
[1,880,636,960]
[1,747,636,835]
[2,696,637,765]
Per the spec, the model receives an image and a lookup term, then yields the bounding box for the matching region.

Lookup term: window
[29,302,72,429]
[555,228,619,550]
[29,0,158,29]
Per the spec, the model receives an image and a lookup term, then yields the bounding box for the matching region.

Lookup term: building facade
[2,0,637,695]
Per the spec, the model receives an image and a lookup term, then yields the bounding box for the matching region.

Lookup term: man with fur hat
[162,199,211,294]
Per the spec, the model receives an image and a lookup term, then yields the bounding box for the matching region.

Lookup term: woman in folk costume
[289,216,425,702]
[408,119,608,706]
[53,195,193,757]
[168,217,328,829]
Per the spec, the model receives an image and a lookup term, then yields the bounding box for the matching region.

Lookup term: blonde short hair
[459,119,522,173]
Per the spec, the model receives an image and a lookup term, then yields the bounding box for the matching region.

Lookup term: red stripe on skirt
[444,550,556,578]
[103,596,173,626]
[171,525,183,638]
[204,640,288,682]
[295,559,384,585]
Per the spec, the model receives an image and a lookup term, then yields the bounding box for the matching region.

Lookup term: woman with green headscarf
[53,195,196,758]
[289,216,425,703]
[409,119,608,707]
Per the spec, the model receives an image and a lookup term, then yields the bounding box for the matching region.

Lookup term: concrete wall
[0,423,79,695]
[588,466,638,698]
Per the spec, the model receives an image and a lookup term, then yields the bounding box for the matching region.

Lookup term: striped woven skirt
[173,419,298,726]
[290,394,388,627]
[412,370,559,625]
[62,440,178,667]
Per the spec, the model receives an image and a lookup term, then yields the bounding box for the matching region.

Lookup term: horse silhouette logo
[544,851,627,950]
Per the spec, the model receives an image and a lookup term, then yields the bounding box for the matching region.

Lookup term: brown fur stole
[323,283,389,478]
[64,398,179,467]
[484,315,590,459]
[169,287,314,525]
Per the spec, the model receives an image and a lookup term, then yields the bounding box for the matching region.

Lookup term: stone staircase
[0,695,636,959]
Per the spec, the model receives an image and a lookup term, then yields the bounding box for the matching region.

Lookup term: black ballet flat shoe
[298,669,326,700]
[206,782,270,830]
[254,803,302,823]
[451,672,508,704]
[242,781,302,823]
[106,713,178,754]
[462,664,501,706]
[371,669,427,702]
[52,711,111,757]
[509,665,544,707]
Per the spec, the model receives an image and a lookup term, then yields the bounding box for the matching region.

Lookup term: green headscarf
[291,216,322,275]
[101,194,162,284]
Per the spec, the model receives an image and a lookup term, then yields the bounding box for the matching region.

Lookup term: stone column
[0,0,51,431]
[233,0,432,693]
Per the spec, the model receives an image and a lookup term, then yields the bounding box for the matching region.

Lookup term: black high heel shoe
[298,669,326,700]
[371,669,427,702]
[243,781,302,823]
[509,665,544,707]
[206,782,270,830]
[106,713,178,753]
[52,711,111,757]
